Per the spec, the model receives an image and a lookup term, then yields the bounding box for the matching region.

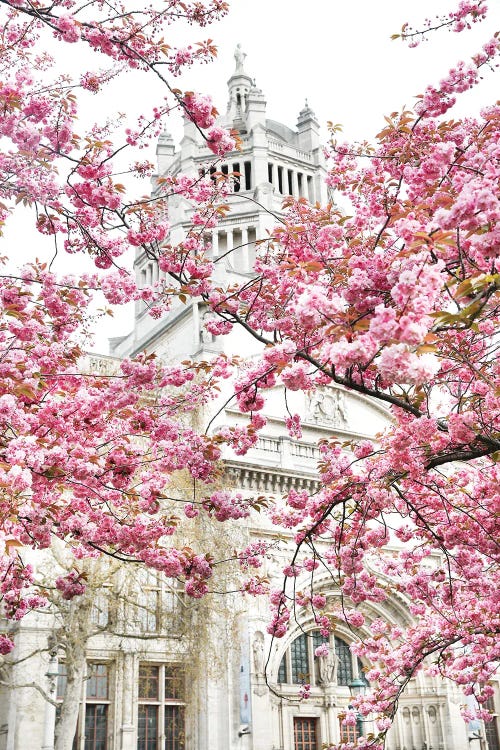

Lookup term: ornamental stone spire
[227,44,252,120]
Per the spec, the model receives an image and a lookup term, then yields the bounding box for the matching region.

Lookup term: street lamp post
[348,677,367,739]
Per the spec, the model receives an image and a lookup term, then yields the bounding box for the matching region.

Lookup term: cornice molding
[224,460,320,494]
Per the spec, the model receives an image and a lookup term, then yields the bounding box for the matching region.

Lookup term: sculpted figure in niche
[252,632,265,676]
[318,647,339,686]
[330,389,347,424]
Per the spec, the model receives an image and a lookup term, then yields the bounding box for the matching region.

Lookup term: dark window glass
[57,663,68,700]
[307,174,313,201]
[334,637,353,686]
[84,704,107,750]
[291,634,309,684]
[138,704,158,750]
[139,665,159,701]
[87,664,108,700]
[278,654,287,684]
[358,658,369,687]
[244,161,251,190]
[165,705,185,750]
[312,631,328,650]
[277,166,284,194]
[485,697,500,750]
[232,163,240,192]
[165,666,185,701]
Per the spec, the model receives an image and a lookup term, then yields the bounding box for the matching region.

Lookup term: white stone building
[1,50,499,750]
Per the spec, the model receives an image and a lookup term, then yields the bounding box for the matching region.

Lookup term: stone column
[437,703,445,749]
[192,302,200,349]
[241,227,249,272]
[212,230,219,258]
[226,228,234,269]
[402,706,412,749]
[325,694,337,746]
[394,708,405,750]
[121,651,135,750]
[412,706,423,749]
[422,701,432,749]
[427,705,439,749]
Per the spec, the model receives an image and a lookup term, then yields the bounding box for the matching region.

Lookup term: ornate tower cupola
[226,44,253,123]
[296,99,320,151]
[245,80,267,130]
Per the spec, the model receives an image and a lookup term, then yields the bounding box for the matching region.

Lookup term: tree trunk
[55,597,92,750]
[54,652,85,750]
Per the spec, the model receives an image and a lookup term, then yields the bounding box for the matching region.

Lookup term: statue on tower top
[234,43,247,73]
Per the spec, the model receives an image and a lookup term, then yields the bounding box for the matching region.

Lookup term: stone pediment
[226,383,391,442]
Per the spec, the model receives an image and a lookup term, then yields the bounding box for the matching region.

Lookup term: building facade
[1,50,499,750]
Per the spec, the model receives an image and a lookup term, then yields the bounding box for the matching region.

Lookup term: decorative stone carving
[307,387,347,427]
[318,649,339,686]
[200,312,215,344]
[225,465,320,495]
[234,44,247,73]
[252,632,265,676]
[84,354,120,376]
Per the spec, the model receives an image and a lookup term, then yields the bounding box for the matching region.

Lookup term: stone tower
[110,49,327,361]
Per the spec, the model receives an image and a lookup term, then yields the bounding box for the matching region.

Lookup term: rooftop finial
[234,43,247,73]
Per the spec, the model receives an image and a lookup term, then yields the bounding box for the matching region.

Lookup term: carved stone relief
[307,387,347,427]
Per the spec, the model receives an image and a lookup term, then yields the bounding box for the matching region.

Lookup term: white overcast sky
[4,0,500,351]
[179,0,500,142]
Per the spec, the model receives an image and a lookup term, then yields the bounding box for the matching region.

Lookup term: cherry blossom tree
[164,2,499,745]
[0,0,241,649]
[1,0,500,746]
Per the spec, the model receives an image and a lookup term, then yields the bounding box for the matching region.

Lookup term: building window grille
[84,704,107,750]
[135,573,184,634]
[485,697,500,750]
[339,718,359,745]
[56,663,111,750]
[137,571,161,633]
[294,717,318,750]
[277,631,367,688]
[84,663,109,750]
[138,664,186,750]
[57,663,68,700]
[91,590,110,628]
[277,656,287,684]
[290,633,310,684]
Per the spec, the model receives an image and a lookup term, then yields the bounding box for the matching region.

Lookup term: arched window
[277,631,367,688]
